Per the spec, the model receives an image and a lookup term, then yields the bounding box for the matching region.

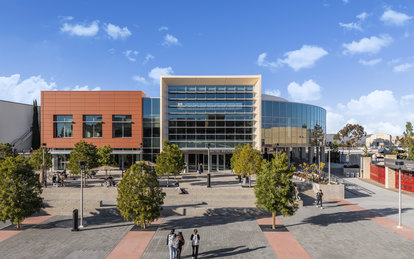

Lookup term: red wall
[370,165,385,185]
[395,170,414,193]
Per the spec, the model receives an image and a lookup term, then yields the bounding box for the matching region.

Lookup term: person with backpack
[174,232,185,259]
[316,189,324,209]
[167,229,176,259]
[190,229,200,259]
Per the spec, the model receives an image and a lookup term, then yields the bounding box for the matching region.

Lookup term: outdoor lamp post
[395,160,404,229]
[207,143,211,188]
[41,143,47,188]
[78,161,86,229]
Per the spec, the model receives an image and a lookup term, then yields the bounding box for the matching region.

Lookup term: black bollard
[207,173,211,188]
[72,209,79,231]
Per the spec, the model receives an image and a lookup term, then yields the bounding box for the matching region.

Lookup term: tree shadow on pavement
[302,207,413,227]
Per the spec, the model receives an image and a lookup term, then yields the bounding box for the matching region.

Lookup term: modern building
[0,100,39,152]
[39,75,326,171]
[41,91,145,170]
[365,133,392,148]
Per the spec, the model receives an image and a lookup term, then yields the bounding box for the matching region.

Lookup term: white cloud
[105,23,131,40]
[59,16,74,21]
[69,85,101,91]
[356,12,368,20]
[278,45,328,71]
[143,54,155,64]
[256,53,278,70]
[61,20,99,37]
[380,9,412,26]
[123,50,139,62]
[0,74,56,104]
[148,66,174,83]
[358,58,382,66]
[342,0,349,4]
[264,89,281,97]
[339,22,362,31]
[327,90,414,135]
[158,26,168,31]
[287,80,321,101]
[132,75,147,84]
[162,34,180,46]
[342,35,392,55]
[393,63,414,72]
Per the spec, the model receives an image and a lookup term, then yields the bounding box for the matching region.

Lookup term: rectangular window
[112,115,132,138]
[54,115,73,138]
[83,115,102,138]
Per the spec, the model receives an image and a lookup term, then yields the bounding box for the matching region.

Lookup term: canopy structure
[90,165,120,177]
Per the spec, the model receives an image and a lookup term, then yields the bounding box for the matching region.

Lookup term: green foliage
[334,124,366,147]
[29,147,52,170]
[0,156,43,227]
[231,144,262,187]
[67,141,99,175]
[0,143,16,161]
[97,145,116,166]
[230,144,243,171]
[400,122,414,160]
[255,152,297,229]
[155,140,185,186]
[31,99,40,150]
[362,144,371,157]
[117,162,165,228]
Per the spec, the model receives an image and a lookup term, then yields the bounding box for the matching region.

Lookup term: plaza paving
[0,176,414,258]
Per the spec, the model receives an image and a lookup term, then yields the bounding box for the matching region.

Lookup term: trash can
[72,209,79,231]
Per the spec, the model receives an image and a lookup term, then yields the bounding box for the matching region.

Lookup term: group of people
[167,229,200,259]
[104,174,116,187]
[52,171,67,187]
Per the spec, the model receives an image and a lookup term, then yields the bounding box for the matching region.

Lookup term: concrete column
[385,167,396,189]
[184,153,189,173]
[361,156,371,179]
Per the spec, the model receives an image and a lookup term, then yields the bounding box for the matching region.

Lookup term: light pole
[395,160,404,229]
[41,143,47,188]
[327,147,331,185]
[207,143,211,188]
[78,161,86,228]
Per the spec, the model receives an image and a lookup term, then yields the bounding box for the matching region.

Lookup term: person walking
[175,232,185,259]
[294,184,301,201]
[167,229,176,259]
[190,229,200,259]
[316,189,324,209]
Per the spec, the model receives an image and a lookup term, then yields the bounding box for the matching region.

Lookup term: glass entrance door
[218,154,224,171]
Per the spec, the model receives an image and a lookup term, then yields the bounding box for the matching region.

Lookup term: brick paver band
[257,217,311,259]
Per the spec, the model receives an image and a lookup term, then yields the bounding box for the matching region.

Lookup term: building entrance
[187,153,232,172]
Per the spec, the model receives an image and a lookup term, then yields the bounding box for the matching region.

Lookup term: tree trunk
[272,211,276,229]
[143,223,146,229]
[167,173,169,187]
[249,174,252,188]
[39,170,44,185]
[17,222,22,229]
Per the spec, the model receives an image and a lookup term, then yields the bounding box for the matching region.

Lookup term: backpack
[173,237,180,248]
[168,234,175,246]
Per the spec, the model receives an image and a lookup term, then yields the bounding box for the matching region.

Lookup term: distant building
[365,133,392,148]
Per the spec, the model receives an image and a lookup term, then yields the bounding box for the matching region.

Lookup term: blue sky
[0,0,414,135]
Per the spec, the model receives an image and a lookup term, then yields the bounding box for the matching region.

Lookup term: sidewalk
[345,177,414,228]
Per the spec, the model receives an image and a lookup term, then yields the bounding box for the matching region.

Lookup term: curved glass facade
[262,100,326,149]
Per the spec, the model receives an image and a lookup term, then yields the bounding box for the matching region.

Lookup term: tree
[231,144,262,187]
[400,122,414,160]
[255,152,297,229]
[29,147,52,170]
[29,147,52,184]
[67,141,99,185]
[0,156,43,228]
[230,144,243,171]
[31,99,40,150]
[334,124,366,147]
[97,145,116,166]
[117,162,165,229]
[155,140,185,186]
[0,143,16,161]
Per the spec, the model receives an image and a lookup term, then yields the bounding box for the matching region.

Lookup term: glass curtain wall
[261,101,326,149]
[167,85,254,148]
[142,98,160,162]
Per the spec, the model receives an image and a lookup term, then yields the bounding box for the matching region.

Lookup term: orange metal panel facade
[41,91,145,149]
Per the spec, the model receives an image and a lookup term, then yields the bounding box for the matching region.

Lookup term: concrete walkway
[344,177,414,228]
